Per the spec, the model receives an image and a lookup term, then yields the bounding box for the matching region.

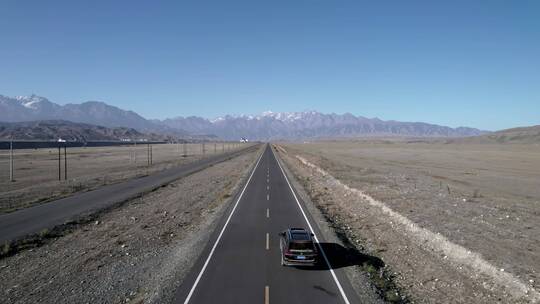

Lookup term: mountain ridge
[0,94,189,137]
[446,125,540,144]
[0,120,172,141]
[1,94,489,140]
[158,111,487,140]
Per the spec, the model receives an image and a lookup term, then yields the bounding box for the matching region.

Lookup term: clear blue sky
[1,1,538,130]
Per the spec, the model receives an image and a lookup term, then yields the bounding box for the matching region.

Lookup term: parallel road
[173,144,360,304]
[0,144,259,244]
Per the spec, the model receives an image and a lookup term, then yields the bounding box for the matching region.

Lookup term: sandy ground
[0,142,246,213]
[277,141,540,303]
[0,146,260,304]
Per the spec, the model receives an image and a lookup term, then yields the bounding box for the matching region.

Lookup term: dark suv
[279,228,318,266]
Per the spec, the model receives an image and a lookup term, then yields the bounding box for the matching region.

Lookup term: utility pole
[183,142,187,157]
[9,141,14,182]
[64,145,67,180]
[134,141,137,163]
[202,142,205,156]
[150,144,153,165]
[58,146,61,181]
[147,144,150,166]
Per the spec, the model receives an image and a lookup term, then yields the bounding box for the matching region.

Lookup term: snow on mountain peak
[255,110,320,122]
[15,95,48,109]
[210,116,225,123]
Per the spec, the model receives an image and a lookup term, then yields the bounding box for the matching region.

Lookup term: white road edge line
[266,233,270,250]
[273,147,351,304]
[266,208,270,218]
[183,148,265,304]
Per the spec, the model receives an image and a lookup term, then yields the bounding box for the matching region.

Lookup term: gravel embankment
[0,147,260,304]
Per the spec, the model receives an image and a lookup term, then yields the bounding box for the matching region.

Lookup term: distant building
[240,137,249,143]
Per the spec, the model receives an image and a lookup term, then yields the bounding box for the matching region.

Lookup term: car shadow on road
[297,242,384,271]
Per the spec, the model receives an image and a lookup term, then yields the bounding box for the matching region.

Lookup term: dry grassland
[0,143,241,213]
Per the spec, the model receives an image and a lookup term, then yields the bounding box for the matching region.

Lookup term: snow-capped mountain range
[0,94,184,136]
[1,94,487,140]
[159,111,486,140]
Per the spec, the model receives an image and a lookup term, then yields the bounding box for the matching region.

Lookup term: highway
[173,144,360,304]
[0,144,259,244]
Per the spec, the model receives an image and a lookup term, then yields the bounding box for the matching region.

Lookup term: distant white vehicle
[240,137,249,143]
[57,138,66,142]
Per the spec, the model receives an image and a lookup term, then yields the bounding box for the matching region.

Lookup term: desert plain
[278,139,540,303]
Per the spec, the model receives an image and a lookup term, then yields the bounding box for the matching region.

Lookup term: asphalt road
[173,144,361,304]
[0,144,259,244]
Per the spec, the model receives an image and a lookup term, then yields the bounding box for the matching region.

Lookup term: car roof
[287,228,312,241]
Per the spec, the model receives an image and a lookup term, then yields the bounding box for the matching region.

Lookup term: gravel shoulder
[276,142,540,304]
[0,146,261,304]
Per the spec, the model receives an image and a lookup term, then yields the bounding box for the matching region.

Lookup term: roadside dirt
[277,142,540,304]
[0,143,246,213]
[0,147,260,304]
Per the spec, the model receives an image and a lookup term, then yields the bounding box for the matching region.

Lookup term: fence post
[58,146,61,181]
[183,142,187,157]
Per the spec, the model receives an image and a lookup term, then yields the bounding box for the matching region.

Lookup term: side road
[0,144,260,244]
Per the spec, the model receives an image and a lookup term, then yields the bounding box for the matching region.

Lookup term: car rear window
[290,232,310,240]
[289,241,314,250]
